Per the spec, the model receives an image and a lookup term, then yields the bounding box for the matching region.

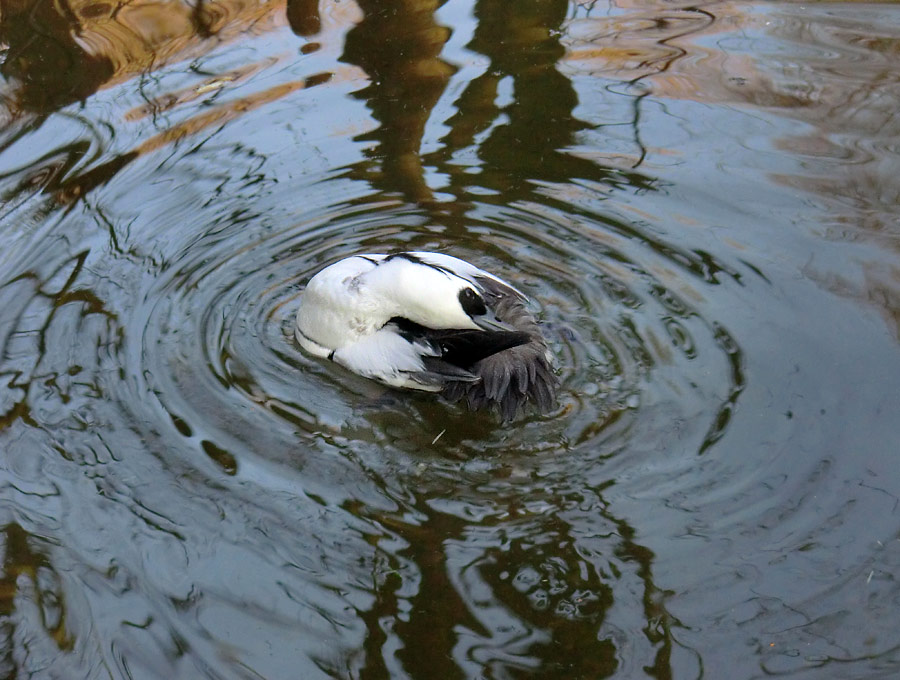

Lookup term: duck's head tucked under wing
[359,253,496,332]
[295,251,557,420]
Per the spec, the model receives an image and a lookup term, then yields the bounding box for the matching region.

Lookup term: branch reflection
[350,482,682,678]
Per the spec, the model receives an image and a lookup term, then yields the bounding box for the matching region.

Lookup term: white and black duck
[295,251,557,420]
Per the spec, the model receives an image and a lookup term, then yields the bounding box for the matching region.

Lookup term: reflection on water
[1,0,900,678]
[1,0,282,115]
[341,0,456,203]
[0,0,113,112]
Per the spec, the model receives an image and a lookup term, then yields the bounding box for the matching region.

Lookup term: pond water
[2,0,900,677]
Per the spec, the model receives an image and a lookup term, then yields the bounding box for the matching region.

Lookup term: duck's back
[295,256,381,355]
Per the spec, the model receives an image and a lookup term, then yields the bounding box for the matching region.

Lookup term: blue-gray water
[1,1,899,678]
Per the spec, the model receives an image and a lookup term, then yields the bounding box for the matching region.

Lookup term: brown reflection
[562,3,806,109]
[0,523,73,662]
[426,0,655,217]
[0,0,114,111]
[286,0,321,36]
[440,0,590,193]
[336,0,656,215]
[564,3,900,229]
[768,48,900,264]
[598,4,900,336]
[0,0,288,115]
[340,0,455,204]
[375,506,475,680]
[0,0,360,202]
[350,484,685,678]
[559,2,900,342]
[52,72,337,203]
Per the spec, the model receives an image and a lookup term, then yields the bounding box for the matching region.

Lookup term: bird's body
[295,251,557,419]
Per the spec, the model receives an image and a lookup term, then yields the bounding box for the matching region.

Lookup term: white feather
[296,254,486,353]
[331,328,441,391]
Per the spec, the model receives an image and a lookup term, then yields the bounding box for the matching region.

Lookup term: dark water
[2,0,899,677]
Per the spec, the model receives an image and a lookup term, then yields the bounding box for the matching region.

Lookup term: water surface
[1,0,900,678]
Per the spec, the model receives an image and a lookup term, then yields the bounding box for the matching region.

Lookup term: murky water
[1,0,899,677]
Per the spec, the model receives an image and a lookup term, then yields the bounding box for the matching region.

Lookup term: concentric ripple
[102,189,743,677]
[124,188,741,487]
[3,0,900,676]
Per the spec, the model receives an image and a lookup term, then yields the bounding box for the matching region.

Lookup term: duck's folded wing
[332,329,477,391]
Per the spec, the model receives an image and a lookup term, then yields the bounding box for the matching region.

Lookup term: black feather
[386,317,529,368]
[385,252,455,277]
[457,287,487,317]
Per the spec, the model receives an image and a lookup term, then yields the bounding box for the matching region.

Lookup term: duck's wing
[389,317,530,364]
[333,318,534,392]
[331,326,479,392]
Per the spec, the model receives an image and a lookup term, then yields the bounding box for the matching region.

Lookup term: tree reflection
[340,0,455,204]
[0,0,113,113]
[337,0,655,217]
[0,523,73,675]
[431,0,607,198]
[351,483,682,678]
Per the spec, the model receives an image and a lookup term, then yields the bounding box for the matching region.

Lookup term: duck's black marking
[458,287,487,317]
[358,255,380,265]
[328,350,335,361]
[386,317,529,368]
[297,326,328,353]
[385,252,457,278]
[386,316,427,340]
[385,252,425,265]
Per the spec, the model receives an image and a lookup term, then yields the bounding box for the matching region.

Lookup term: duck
[295,251,557,420]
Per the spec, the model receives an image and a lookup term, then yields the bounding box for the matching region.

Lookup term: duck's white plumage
[295,251,557,419]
